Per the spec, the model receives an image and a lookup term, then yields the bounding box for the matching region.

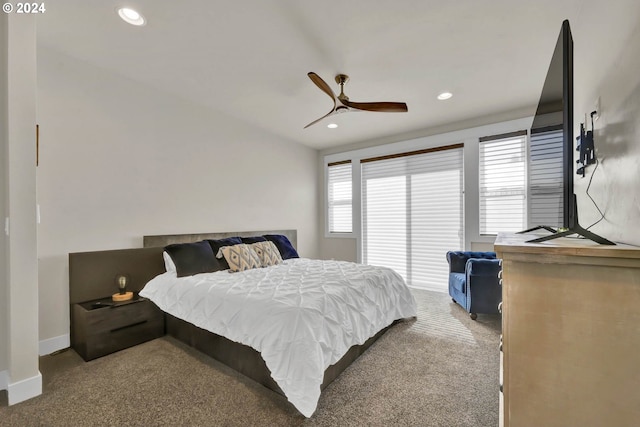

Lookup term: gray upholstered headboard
[143,229,297,249]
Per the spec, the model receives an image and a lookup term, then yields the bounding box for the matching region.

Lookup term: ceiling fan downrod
[335,74,349,101]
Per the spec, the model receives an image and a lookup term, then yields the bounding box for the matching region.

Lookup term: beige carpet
[0,289,501,426]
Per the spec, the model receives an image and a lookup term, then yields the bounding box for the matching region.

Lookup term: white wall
[573,19,640,245]
[0,12,8,382]
[2,13,41,404]
[36,47,319,346]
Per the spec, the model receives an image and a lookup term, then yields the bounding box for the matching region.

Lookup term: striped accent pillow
[251,241,283,267]
[216,244,262,272]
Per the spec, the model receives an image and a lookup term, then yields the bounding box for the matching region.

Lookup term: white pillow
[163,251,177,273]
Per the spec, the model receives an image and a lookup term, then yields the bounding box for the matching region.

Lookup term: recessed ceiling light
[327,123,338,129]
[437,92,453,101]
[117,7,146,26]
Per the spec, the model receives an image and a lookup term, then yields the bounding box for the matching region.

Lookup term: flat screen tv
[523,20,614,245]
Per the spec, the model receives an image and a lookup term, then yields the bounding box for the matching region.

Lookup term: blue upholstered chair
[446,251,502,320]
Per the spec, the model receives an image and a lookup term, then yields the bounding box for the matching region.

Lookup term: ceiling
[37,1,640,150]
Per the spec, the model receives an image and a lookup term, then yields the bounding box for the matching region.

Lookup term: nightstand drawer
[85,300,161,334]
[72,298,165,361]
[84,314,164,360]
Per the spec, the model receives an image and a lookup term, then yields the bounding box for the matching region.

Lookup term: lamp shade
[115,274,130,294]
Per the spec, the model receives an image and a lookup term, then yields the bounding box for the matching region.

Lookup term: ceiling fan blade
[304,108,336,129]
[308,72,337,108]
[341,100,408,113]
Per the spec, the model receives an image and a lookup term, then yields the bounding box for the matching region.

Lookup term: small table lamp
[112,273,133,302]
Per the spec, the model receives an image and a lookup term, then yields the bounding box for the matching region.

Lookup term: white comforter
[140,258,417,417]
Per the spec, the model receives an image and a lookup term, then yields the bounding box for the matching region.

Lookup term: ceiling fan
[304,72,408,128]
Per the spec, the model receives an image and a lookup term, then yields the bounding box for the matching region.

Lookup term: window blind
[528,129,563,228]
[362,144,463,292]
[327,161,352,233]
[479,132,526,234]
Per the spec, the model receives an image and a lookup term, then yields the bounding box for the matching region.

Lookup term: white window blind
[528,128,563,228]
[362,145,464,292]
[479,131,526,234]
[327,161,352,233]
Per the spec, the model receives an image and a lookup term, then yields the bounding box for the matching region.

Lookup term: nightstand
[71,295,164,361]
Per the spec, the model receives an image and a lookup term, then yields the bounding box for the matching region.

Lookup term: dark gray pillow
[207,237,243,270]
[240,236,267,244]
[164,240,220,278]
[263,234,299,260]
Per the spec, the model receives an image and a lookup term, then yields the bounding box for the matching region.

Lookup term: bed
[70,230,417,417]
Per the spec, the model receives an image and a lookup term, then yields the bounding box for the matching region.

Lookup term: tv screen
[526,20,614,245]
[530,19,573,229]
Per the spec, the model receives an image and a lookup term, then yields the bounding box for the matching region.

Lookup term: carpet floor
[0,289,501,426]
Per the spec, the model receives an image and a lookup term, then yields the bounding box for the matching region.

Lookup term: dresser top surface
[494,232,640,260]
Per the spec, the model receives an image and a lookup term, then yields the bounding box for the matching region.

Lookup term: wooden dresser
[495,232,640,427]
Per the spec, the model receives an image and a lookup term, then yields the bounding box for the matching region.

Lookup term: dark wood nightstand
[71,295,164,361]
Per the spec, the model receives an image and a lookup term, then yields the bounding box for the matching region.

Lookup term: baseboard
[7,372,42,405]
[39,333,69,356]
[0,370,8,390]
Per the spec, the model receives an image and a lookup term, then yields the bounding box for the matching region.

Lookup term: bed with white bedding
[140,257,417,417]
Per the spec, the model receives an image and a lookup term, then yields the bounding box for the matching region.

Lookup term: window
[362,144,464,292]
[528,128,563,228]
[479,131,526,234]
[327,161,352,233]
[479,129,564,235]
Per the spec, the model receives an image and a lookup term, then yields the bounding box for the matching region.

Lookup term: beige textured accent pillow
[216,244,262,272]
[250,241,283,267]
